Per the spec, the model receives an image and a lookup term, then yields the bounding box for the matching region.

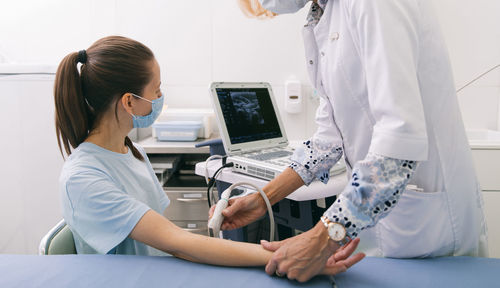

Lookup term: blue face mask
[130,93,164,128]
[259,0,309,14]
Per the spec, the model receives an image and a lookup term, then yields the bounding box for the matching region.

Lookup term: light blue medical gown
[59,142,170,255]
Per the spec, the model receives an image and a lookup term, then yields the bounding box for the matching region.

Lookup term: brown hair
[237,0,276,19]
[54,36,155,161]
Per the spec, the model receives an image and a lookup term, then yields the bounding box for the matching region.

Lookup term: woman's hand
[321,238,365,275]
[209,192,267,230]
[261,222,365,282]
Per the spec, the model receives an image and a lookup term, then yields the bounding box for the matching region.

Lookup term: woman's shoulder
[60,144,110,182]
[66,143,104,165]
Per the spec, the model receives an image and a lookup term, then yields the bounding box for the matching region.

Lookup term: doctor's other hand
[261,222,365,282]
[209,192,267,230]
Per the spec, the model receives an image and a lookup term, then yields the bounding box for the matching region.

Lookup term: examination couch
[1,254,499,287]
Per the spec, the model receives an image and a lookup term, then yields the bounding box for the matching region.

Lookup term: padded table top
[1,254,499,288]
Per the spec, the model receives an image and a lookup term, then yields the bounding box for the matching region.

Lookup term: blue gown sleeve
[323,153,418,238]
[289,137,343,185]
[63,171,151,254]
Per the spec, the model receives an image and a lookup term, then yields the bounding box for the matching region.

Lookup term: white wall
[434,0,500,130]
[0,0,499,254]
[1,0,499,133]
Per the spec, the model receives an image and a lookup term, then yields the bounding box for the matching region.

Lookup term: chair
[39,219,76,255]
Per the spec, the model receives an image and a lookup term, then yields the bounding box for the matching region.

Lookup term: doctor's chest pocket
[321,39,373,129]
[319,31,343,79]
[321,28,368,103]
[376,188,455,258]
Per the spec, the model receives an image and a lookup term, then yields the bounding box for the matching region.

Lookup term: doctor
[219,0,488,282]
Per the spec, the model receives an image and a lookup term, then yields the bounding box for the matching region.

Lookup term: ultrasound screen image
[216,88,282,144]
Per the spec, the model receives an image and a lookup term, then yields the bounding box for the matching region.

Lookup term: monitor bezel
[209,82,289,155]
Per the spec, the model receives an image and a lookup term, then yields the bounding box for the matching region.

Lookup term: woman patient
[55,35,363,277]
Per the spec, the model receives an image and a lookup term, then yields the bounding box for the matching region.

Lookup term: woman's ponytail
[54,52,91,158]
[125,136,144,161]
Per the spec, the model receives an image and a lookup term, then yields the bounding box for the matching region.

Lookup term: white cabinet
[472,149,500,191]
[471,148,500,258]
[482,191,500,258]
[0,72,64,254]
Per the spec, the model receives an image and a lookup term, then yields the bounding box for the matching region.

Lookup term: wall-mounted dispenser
[285,79,302,114]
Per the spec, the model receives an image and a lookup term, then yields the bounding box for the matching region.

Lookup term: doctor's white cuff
[323,153,418,238]
[370,128,428,161]
[289,138,343,185]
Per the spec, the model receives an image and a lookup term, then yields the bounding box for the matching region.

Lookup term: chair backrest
[39,219,77,255]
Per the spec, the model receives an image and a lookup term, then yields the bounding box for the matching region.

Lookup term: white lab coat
[304,0,488,257]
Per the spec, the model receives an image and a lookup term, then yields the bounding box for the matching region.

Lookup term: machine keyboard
[247,150,293,161]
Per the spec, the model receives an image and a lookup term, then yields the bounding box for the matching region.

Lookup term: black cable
[207,169,223,207]
[207,162,234,207]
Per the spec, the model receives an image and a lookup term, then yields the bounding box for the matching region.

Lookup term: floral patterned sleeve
[323,153,418,239]
[289,137,344,186]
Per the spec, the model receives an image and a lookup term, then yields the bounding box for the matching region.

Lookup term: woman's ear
[121,93,134,114]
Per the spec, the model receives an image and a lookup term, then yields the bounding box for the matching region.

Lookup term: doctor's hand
[208,192,267,230]
[261,221,365,282]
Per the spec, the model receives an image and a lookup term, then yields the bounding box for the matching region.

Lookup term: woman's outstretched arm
[130,209,272,266]
[131,209,364,276]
